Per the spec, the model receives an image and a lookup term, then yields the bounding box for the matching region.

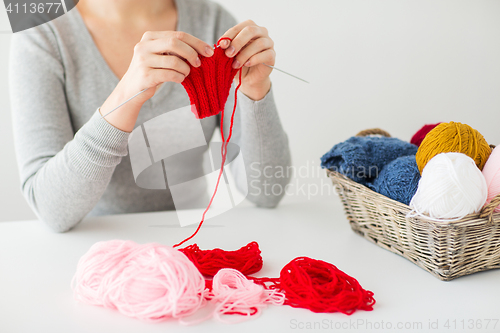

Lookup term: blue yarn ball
[320,136,418,185]
[370,155,420,205]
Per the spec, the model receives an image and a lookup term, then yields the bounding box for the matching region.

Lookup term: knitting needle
[215,42,309,83]
[101,88,149,118]
[262,64,309,84]
[101,63,308,118]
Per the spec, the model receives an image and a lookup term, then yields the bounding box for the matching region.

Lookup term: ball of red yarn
[410,123,441,147]
[179,241,263,277]
[256,257,375,315]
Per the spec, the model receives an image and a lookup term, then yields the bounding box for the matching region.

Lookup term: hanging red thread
[179,241,263,277]
[252,257,376,315]
[174,38,242,248]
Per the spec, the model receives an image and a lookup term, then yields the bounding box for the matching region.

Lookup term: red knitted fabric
[181,40,239,119]
[179,241,263,277]
[410,123,441,147]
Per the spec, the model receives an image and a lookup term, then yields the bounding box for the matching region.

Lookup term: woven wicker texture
[328,170,500,280]
[326,128,500,280]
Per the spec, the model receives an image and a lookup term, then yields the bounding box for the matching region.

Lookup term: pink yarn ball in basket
[482,145,500,213]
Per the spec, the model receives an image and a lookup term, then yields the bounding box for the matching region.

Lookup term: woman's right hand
[100,31,214,132]
[122,31,214,103]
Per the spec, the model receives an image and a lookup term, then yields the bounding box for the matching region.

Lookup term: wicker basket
[327,129,500,281]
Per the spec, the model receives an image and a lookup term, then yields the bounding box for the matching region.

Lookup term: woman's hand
[219,20,275,101]
[121,31,214,103]
[100,31,214,132]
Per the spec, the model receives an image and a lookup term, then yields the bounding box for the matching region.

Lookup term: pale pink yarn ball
[209,268,285,324]
[72,240,206,322]
[482,146,500,213]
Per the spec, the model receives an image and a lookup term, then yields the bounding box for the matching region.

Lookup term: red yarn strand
[175,38,376,316]
[217,37,232,45]
[181,243,375,316]
[174,57,242,248]
[252,257,375,315]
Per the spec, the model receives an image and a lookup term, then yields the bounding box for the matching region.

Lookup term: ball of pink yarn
[72,240,206,322]
[482,145,500,212]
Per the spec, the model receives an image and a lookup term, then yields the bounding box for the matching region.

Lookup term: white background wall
[1,0,500,222]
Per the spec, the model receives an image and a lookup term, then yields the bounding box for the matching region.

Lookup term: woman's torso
[50,0,233,215]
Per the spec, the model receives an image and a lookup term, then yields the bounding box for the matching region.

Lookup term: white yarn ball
[409,152,488,220]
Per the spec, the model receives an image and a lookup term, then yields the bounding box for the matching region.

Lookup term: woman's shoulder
[10,8,83,58]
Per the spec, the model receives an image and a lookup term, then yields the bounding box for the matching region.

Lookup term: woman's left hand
[219,20,275,101]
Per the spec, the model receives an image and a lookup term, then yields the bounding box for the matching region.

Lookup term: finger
[147,54,191,77]
[218,20,256,49]
[144,37,204,67]
[155,83,164,93]
[153,69,186,84]
[232,37,274,69]
[140,67,186,87]
[141,31,214,57]
[225,25,268,58]
[242,48,276,68]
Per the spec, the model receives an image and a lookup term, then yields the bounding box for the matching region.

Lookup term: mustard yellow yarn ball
[415,122,491,173]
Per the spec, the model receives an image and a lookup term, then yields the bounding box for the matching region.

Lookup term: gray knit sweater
[9,0,291,232]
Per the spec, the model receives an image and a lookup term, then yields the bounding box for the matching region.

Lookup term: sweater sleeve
[214,5,292,208]
[10,26,129,232]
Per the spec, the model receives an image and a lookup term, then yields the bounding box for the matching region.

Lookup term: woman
[10,0,291,232]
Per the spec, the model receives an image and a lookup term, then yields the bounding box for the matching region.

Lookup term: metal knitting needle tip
[101,88,149,118]
[262,64,309,84]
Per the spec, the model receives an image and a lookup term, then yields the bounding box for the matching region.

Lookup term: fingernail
[196,57,201,67]
[244,61,251,67]
[222,40,230,48]
[206,46,214,56]
[232,60,240,69]
[227,46,235,57]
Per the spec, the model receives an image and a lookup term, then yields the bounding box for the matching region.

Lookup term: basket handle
[479,192,500,223]
[356,128,391,138]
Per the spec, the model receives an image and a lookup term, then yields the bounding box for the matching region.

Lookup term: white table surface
[1,195,499,333]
